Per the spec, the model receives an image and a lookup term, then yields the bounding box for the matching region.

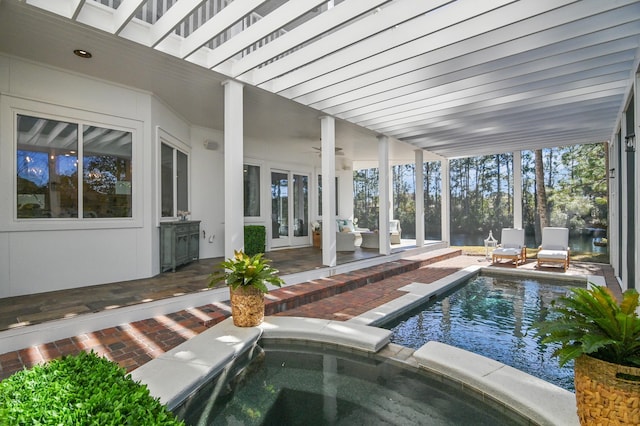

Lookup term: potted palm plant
[536,285,640,425]
[209,250,284,327]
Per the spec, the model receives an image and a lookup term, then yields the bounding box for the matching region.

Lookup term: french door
[271,170,309,248]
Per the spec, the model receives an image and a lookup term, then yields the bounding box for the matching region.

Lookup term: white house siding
[0,55,356,298]
[0,55,210,297]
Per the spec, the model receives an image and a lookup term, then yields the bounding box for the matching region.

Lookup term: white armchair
[336,231,356,252]
[389,220,401,244]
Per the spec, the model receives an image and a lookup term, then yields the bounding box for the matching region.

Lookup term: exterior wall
[0,55,201,297]
[0,55,360,298]
[189,125,225,260]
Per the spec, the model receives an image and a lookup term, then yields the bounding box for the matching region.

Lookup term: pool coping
[131,266,589,425]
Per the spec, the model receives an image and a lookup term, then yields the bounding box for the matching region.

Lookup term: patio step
[264,248,461,316]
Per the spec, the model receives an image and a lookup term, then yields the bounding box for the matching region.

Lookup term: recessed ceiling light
[73,49,92,59]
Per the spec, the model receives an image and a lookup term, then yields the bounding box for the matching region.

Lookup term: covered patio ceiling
[2,0,639,161]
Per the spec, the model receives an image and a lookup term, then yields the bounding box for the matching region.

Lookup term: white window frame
[0,94,143,232]
[157,127,190,223]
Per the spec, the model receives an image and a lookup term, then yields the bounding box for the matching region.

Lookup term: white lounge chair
[537,227,570,271]
[492,228,526,266]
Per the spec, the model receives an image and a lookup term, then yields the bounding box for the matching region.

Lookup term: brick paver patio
[0,251,617,381]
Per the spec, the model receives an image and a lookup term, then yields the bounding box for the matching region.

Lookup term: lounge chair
[537,227,570,271]
[492,228,526,266]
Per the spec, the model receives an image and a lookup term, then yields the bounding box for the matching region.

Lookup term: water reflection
[387,275,579,391]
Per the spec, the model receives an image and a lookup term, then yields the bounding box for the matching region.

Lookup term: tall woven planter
[574,355,640,425]
[229,286,265,327]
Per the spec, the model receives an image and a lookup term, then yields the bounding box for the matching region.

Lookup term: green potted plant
[536,285,640,425]
[209,250,284,327]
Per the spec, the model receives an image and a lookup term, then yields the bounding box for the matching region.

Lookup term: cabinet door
[188,223,200,260]
[175,226,190,265]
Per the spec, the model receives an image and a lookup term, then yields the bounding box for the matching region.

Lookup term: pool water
[174,341,525,425]
[385,274,579,391]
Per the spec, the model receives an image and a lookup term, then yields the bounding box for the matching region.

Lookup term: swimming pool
[384,273,582,391]
[173,341,526,425]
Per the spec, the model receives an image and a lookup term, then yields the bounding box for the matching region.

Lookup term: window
[244,164,260,217]
[16,114,132,219]
[161,142,188,218]
[318,175,338,216]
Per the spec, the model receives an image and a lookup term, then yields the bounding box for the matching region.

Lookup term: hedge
[0,351,184,425]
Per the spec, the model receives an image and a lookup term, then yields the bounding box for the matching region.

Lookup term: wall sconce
[609,168,615,179]
[625,133,635,153]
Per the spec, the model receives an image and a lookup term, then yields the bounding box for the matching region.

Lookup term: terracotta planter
[229,286,265,327]
[574,355,640,425]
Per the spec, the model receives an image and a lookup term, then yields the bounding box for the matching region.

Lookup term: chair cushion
[541,227,569,250]
[538,249,568,260]
[493,248,520,256]
[502,243,522,249]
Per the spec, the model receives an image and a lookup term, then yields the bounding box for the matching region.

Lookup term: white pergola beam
[321,46,636,117]
[232,0,389,79]
[355,80,629,128]
[149,0,208,47]
[282,0,639,101]
[252,0,453,88]
[179,0,269,59]
[113,0,145,34]
[207,0,327,70]
[393,97,621,139]
[372,93,624,136]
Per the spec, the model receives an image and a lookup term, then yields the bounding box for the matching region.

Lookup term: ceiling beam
[282,0,639,101]
[149,0,208,47]
[251,0,454,88]
[206,0,327,70]
[233,0,389,79]
[113,0,145,34]
[178,0,269,59]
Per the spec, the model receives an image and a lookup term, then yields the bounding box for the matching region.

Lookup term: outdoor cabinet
[160,220,200,272]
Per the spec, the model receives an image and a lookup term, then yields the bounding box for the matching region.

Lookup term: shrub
[536,286,640,367]
[0,351,184,425]
[244,225,266,256]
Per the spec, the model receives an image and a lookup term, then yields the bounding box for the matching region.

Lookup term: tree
[535,149,548,244]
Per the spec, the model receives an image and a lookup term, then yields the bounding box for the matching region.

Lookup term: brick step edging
[265,249,461,315]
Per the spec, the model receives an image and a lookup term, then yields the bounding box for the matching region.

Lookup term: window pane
[161,143,174,217]
[244,164,260,217]
[293,174,308,236]
[16,115,78,218]
[271,172,288,239]
[317,174,339,216]
[177,150,188,213]
[82,125,132,218]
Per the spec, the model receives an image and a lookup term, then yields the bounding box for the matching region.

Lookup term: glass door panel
[271,171,309,248]
[292,174,309,243]
[271,171,288,247]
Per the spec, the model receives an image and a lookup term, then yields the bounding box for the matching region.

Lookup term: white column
[320,116,337,267]
[441,159,451,245]
[415,149,425,246]
[513,151,523,229]
[378,135,391,255]
[223,80,244,259]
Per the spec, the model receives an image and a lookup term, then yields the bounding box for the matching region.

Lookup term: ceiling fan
[312,146,344,156]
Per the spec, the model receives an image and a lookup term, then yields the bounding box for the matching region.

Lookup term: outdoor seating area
[537,227,571,271]
[492,228,526,267]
